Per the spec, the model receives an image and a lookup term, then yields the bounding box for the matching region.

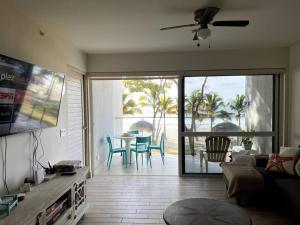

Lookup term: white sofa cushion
[280,147,300,156]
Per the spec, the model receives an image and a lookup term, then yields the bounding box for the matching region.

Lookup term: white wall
[0,3,86,193]
[91,80,123,172]
[245,76,273,153]
[87,48,289,72]
[289,43,300,146]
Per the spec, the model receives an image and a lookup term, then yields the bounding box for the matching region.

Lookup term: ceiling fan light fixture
[197,28,211,39]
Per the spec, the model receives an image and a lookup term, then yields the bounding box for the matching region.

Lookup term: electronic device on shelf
[53,160,81,173]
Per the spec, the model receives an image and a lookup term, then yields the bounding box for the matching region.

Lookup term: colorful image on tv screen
[0,54,64,136]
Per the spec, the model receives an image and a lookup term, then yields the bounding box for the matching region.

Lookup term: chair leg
[125,152,127,168]
[205,160,208,173]
[160,149,164,165]
[147,151,150,165]
[135,152,138,170]
[200,151,203,168]
[108,154,113,169]
[142,153,144,165]
[148,151,152,168]
[130,151,132,164]
[120,140,123,156]
[106,153,111,167]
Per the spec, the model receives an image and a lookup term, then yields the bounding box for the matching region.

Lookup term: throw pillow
[265,154,296,175]
[280,147,300,161]
[232,154,256,166]
[295,159,300,177]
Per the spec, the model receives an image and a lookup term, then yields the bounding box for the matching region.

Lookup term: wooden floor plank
[78,175,297,225]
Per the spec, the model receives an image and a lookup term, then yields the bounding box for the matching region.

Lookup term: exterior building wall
[245,76,273,153]
[91,80,123,172]
[289,43,300,146]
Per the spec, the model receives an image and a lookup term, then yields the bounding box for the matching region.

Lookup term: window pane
[184,136,273,174]
[184,75,273,132]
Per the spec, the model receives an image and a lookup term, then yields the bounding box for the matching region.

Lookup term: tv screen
[0,54,64,136]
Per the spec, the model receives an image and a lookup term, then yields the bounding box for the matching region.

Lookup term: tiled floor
[78,175,297,225]
[185,155,224,173]
[95,154,178,176]
[95,154,223,176]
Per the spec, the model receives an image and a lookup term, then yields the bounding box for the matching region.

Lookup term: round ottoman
[163,198,252,225]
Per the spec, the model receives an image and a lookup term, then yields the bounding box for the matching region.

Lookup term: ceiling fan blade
[160,23,197,31]
[212,20,249,27]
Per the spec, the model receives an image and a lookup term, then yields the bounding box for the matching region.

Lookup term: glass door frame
[178,71,283,176]
[84,69,285,177]
[86,73,180,176]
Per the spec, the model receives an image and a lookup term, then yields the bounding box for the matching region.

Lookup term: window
[180,74,279,174]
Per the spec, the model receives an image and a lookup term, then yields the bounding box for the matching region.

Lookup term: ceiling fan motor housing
[194,7,220,24]
[160,6,249,45]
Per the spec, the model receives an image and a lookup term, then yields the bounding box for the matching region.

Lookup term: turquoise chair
[127,130,146,148]
[128,130,144,147]
[128,130,139,135]
[148,132,165,164]
[106,136,127,169]
[130,136,151,170]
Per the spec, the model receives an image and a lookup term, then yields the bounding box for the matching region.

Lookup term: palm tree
[185,89,206,132]
[139,82,162,143]
[159,96,177,139]
[122,93,142,115]
[124,79,175,144]
[184,77,207,155]
[230,94,246,128]
[204,93,225,129]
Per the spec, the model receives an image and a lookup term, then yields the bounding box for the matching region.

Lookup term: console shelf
[0,167,89,225]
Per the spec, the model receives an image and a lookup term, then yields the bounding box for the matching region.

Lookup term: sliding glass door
[179,74,280,174]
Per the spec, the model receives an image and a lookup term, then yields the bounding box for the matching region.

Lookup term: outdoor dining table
[114,134,137,166]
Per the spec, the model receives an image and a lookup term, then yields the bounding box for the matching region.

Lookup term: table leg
[124,140,131,166]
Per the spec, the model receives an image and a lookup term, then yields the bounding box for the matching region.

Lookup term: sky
[185,76,246,103]
[123,76,246,116]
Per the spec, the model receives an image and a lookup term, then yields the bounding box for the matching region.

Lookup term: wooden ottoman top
[163,198,252,225]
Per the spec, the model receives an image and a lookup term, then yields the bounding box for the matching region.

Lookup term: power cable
[1,136,10,194]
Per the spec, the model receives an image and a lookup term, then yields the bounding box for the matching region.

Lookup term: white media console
[0,167,89,225]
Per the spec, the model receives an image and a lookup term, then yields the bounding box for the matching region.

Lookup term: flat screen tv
[0,54,64,136]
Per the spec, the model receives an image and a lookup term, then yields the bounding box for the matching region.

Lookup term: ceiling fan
[160,7,249,44]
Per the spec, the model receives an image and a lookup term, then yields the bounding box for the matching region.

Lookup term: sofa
[222,150,300,221]
[255,160,300,221]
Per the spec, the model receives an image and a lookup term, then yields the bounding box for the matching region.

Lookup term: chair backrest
[136,136,151,148]
[128,130,139,135]
[205,136,231,162]
[106,136,113,152]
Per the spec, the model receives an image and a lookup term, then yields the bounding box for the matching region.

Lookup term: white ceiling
[8,0,300,54]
